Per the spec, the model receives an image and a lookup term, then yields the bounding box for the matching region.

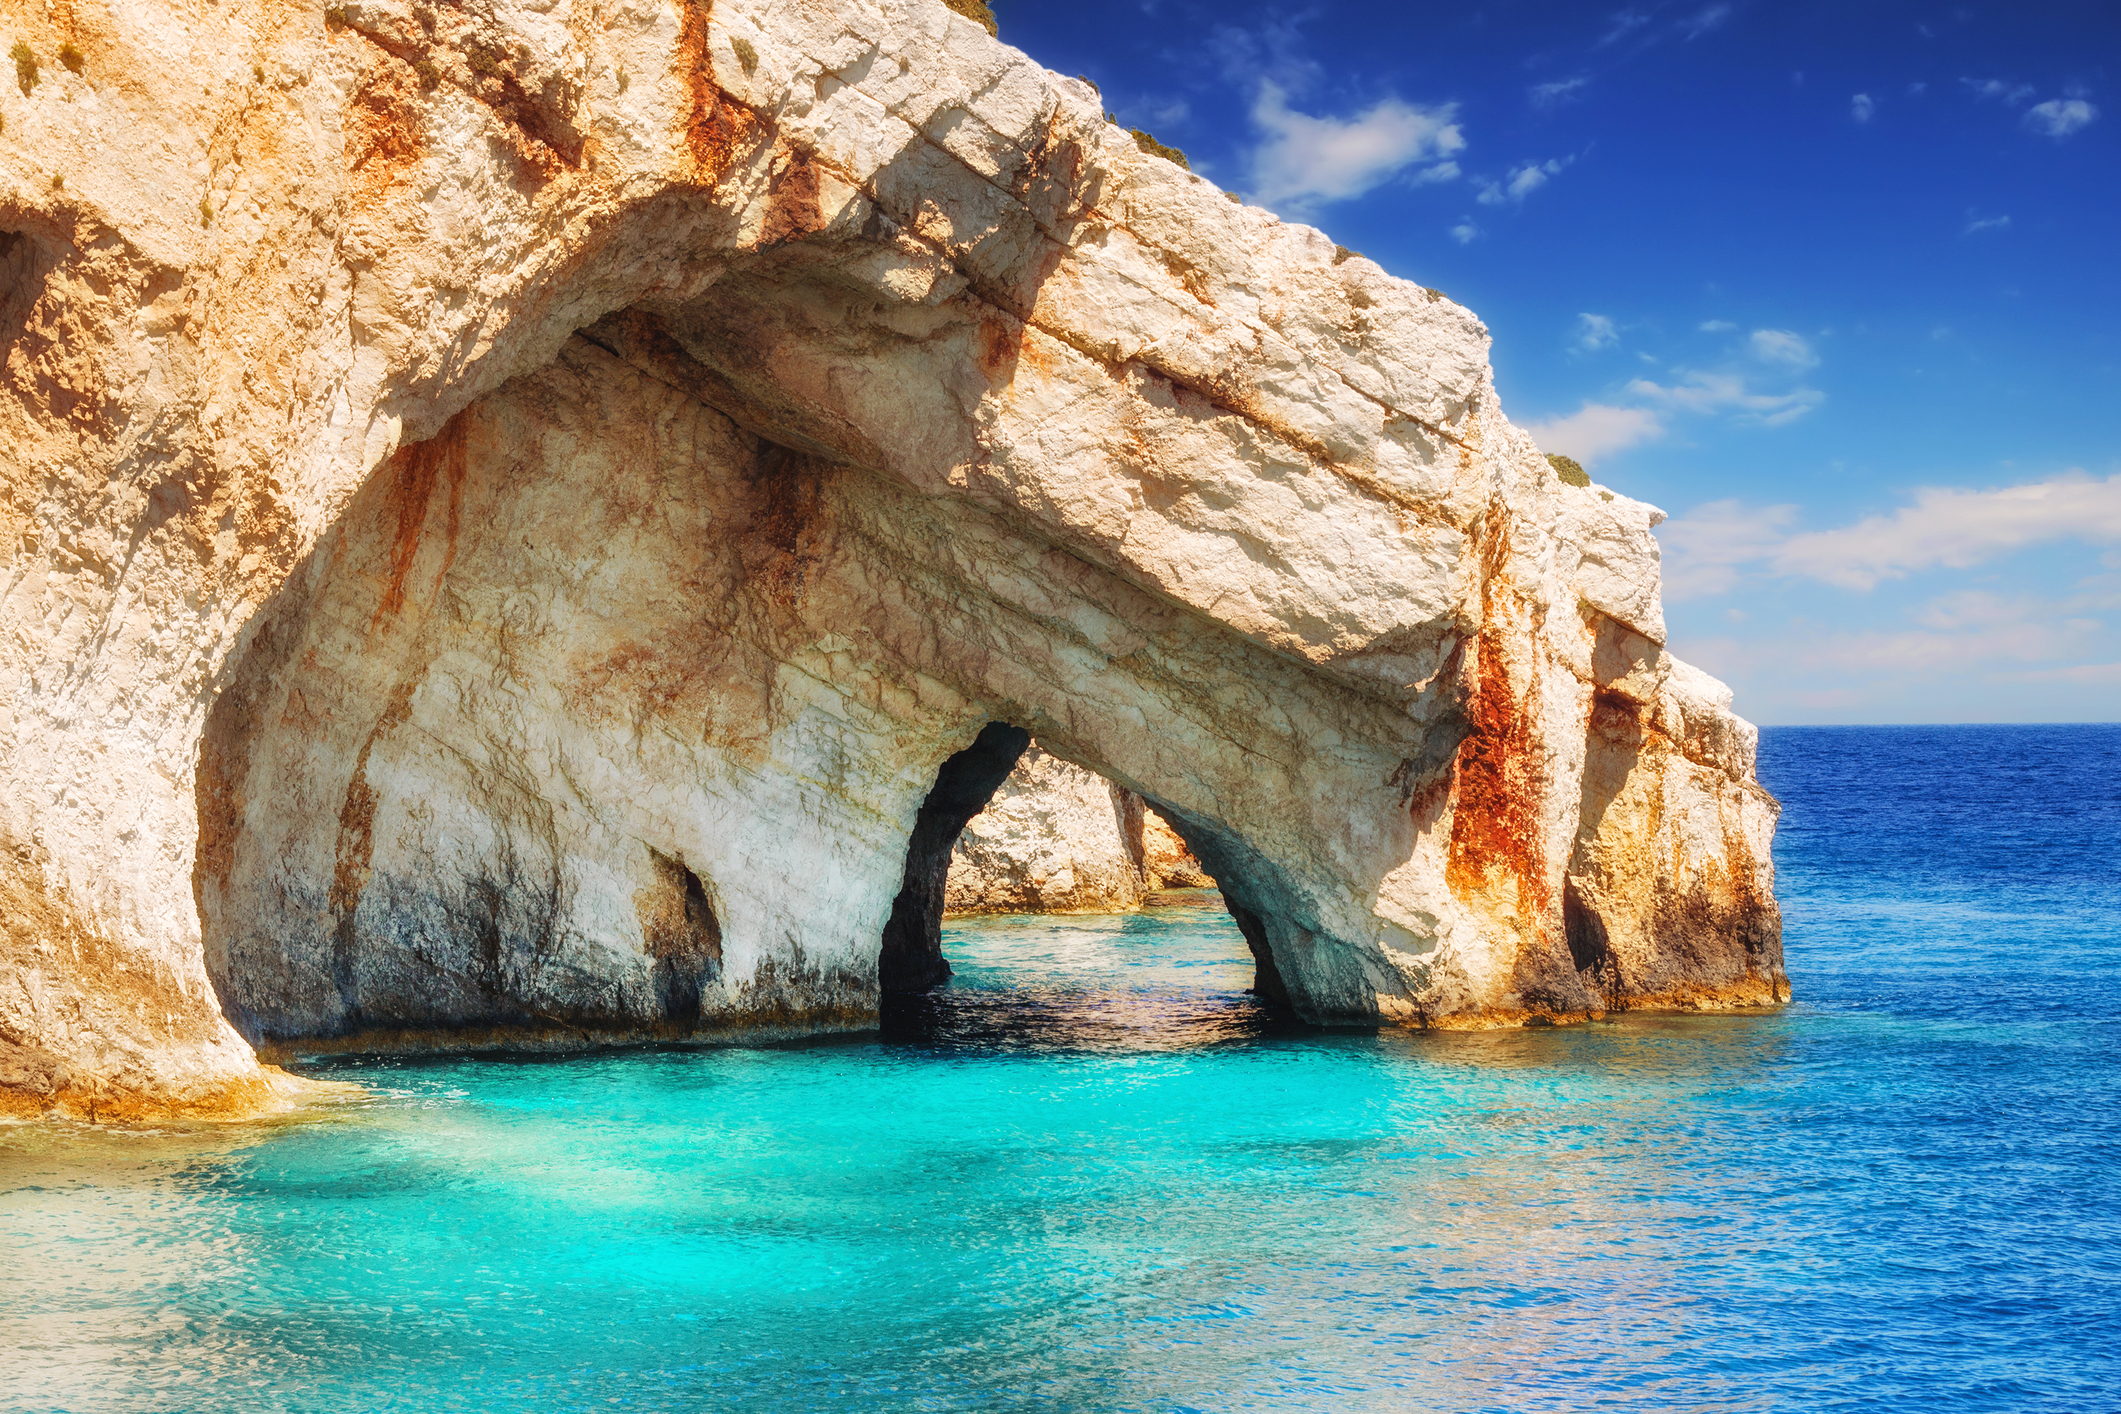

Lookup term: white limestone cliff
[0,0,1783,1118]
[942,744,1211,914]
[945,745,1146,915]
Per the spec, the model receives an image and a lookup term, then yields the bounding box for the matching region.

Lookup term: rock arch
[0,0,1781,1117]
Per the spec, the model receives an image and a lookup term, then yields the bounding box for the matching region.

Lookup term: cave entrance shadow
[876,721,1032,996]
[875,722,1306,1049]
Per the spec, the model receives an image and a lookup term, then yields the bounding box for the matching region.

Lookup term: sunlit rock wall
[942,746,1220,915]
[945,746,1148,916]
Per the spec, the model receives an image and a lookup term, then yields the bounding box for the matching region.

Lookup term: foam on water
[4,726,2118,1412]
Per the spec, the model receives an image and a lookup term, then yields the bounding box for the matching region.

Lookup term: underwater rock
[0,0,1783,1117]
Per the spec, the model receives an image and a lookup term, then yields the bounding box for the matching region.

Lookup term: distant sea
[4,725,2116,1412]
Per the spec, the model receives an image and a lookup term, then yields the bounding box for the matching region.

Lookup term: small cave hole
[644,847,723,1024]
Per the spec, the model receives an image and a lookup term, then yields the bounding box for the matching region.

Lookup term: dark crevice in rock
[1562,875,1621,1009]
[645,847,723,1023]
[0,228,58,353]
[1224,900,1293,1012]
[1139,799,1300,1017]
[878,721,1031,995]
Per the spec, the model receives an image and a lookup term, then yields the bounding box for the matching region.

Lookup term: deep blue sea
[4,726,2118,1413]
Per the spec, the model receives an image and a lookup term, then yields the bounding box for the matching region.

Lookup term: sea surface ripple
[3,725,2117,1412]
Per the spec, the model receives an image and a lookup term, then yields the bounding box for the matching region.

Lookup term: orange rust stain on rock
[1445,624,1548,916]
[761,147,826,245]
[328,773,379,921]
[371,409,470,628]
[1444,510,1550,921]
[327,679,416,928]
[346,63,425,194]
[676,0,757,187]
[743,440,839,607]
[977,313,1025,385]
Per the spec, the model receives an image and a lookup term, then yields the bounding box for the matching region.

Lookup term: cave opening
[876,723,1289,1019]
[181,313,1318,1059]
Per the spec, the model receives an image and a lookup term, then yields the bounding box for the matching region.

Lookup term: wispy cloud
[1529,324,1820,473]
[1598,9,1653,47]
[1522,403,1665,466]
[1531,76,1589,108]
[1775,473,2121,590]
[1962,77,2035,105]
[1246,83,1465,210]
[1660,499,1800,599]
[1964,213,2011,235]
[1573,312,1619,352]
[1785,601,2113,674]
[1616,326,1824,425]
[1625,370,1823,425]
[1748,328,1818,369]
[1678,3,1734,39]
[2025,97,2098,137]
[1850,92,1876,122]
[1659,472,2121,597]
[1449,219,1481,245]
[1477,156,1572,205]
[1698,319,1737,332]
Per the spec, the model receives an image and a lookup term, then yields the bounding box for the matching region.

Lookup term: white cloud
[1698,319,1737,332]
[1530,76,1588,108]
[1748,328,1818,369]
[1963,77,2035,105]
[1449,219,1481,244]
[1774,472,2121,589]
[1521,402,1664,466]
[1625,370,1824,425]
[1476,156,1571,206]
[2025,98,2098,137]
[1660,499,1800,599]
[1778,584,2121,675]
[1851,93,1875,122]
[1964,213,2010,234]
[1573,312,1618,352]
[1247,83,1465,209]
[1658,472,2121,597]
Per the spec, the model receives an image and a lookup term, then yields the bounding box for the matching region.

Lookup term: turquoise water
[5,726,2119,1412]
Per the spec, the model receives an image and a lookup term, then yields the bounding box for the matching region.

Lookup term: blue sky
[996,0,2119,724]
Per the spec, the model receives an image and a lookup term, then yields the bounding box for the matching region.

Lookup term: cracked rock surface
[0,0,1782,1118]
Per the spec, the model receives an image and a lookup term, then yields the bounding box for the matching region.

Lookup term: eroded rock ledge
[0,0,1783,1119]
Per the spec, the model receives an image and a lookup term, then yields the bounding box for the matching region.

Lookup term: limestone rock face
[941,745,1218,913]
[945,746,1148,916]
[0,0,1783,1116]
[1142,810,1212,891]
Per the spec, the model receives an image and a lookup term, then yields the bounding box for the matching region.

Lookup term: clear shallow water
[4,726,2118,1413]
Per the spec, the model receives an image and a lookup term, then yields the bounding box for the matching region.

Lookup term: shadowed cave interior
[190,292,1331,1056]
